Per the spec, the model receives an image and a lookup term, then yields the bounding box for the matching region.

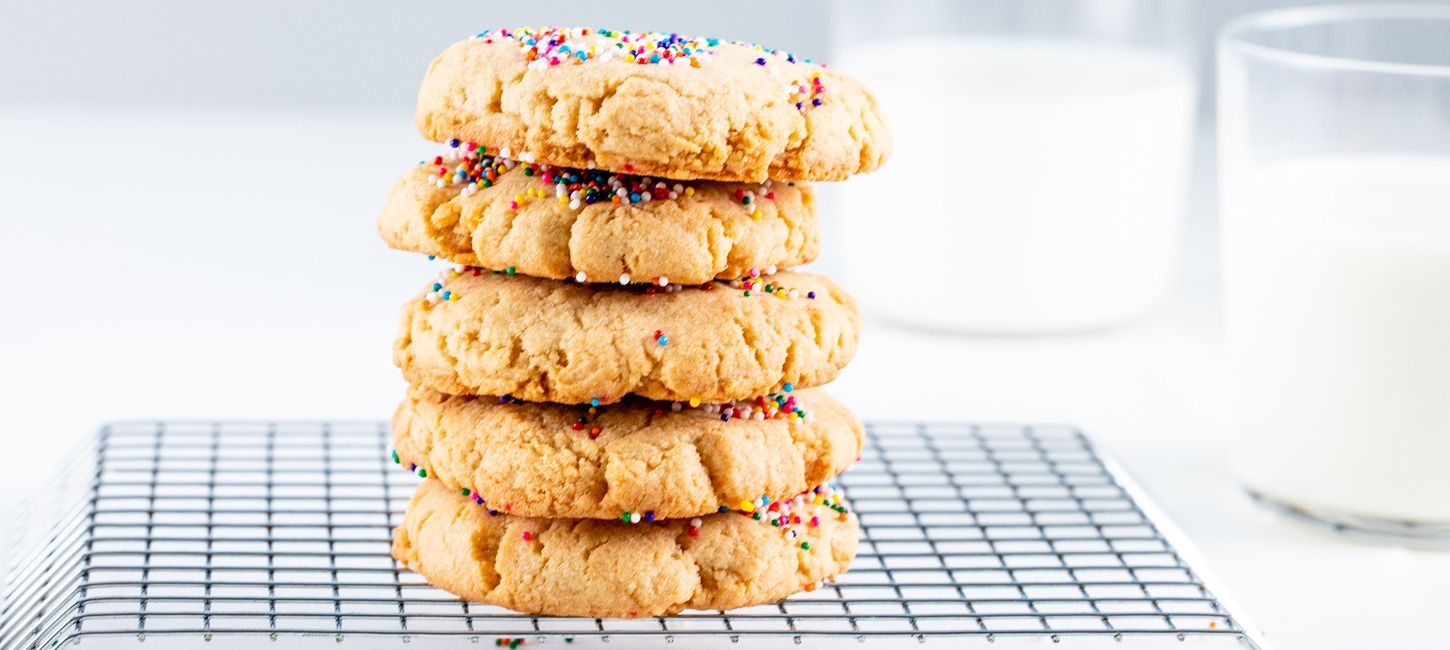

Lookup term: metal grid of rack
[1,420,1261,648]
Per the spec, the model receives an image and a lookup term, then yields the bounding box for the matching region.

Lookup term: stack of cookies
[378,27,890,618]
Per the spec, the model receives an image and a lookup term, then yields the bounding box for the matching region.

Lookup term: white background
[3,1,1450,648]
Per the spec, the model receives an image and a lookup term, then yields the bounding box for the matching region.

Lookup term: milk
[836,37,1196,333]
[1223,156,1450,522]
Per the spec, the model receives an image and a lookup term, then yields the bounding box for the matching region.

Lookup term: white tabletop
[2,108,1446,649]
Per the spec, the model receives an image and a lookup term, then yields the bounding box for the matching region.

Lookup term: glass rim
[1219,4,1450,78]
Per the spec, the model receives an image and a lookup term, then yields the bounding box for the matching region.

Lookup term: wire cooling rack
[2,421,1264,649]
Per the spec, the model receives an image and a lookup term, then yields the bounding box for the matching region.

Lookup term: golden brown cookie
[377,146,819,284]
[392,478,858,617]
[393,269,859,404]
[391,385,861,520]
[414,28,892,183]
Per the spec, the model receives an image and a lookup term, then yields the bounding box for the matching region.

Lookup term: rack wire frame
[2,420,1262,648]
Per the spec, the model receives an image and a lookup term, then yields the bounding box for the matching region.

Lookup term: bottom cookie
[393,479,858,618]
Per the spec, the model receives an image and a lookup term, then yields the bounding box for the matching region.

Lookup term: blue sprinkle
[807,291,816,299]
[718,506,729,513]
[657,335,668,345]
[576,50,588,60]
[629,192,640,202]
[755,57,766,66]
[441,291,452,300]
[795,102,803,110]
[427,255,437,261]
[432,283,442,291]
[448,138,461,148]
[591,398,601,407]
[783,382,794,393]
[650,54,661,63]
[644,512,655,522]
[812,98,822,106]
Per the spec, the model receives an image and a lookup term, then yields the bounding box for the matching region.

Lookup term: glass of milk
[832,0,1196,333]
[1219,6,1450,540]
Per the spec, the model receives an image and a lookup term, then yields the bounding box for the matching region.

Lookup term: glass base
[1247,489,1450,549]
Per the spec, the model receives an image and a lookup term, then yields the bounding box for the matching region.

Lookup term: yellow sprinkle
[752,210,762,220]
[514,194,524,201]
[689,397,701,408]
[559,197,568,204]
[450,270,459,278]
[449,293,459,301]
[740,500,755,512]
[684,187,695,197]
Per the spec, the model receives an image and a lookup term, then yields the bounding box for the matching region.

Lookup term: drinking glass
[833,0,1195,334]
[1219,5,1450,541]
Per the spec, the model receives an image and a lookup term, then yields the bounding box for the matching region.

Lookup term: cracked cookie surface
[392,385,861,519]
[393,269,860,404]
[415,28,892,183]
[378,156,818,284]
[393,478,858,617]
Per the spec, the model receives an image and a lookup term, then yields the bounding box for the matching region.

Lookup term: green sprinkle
[743,291,751,297]
[461,488,471,496]
[622,512,631,522]
[524,168,534,176]
[771,519,780,527]
[418,468,428,478]
[752,512,762,521]
[801,541,811,550]
[482,179,493,188]
[506,266,516,275]
[391,450,399,464]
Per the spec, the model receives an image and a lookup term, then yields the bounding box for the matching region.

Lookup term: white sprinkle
[657,276,669,287]
[568,199,581,210]
[574,271,587,283]
[435,178,446,188]
[640,193,651,203]
[500,147,512,158]
[668,191,679,200]
[671,401,683,412]
[766,265,777,275]
[586,161,597,169]
[788,289,799,299]
[690,518,702,527]
[619,273,631,285]
[629,512,642,524]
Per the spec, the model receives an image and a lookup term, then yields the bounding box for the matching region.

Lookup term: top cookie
[415,27,892,183]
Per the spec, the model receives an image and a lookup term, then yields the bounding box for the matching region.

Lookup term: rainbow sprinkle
[727,267,816,301]
[470,27,827,110]
[429,140,778,216]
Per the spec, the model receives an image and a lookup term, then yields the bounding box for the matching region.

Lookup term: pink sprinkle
[810,516,819,527]
[522,531,533,541]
